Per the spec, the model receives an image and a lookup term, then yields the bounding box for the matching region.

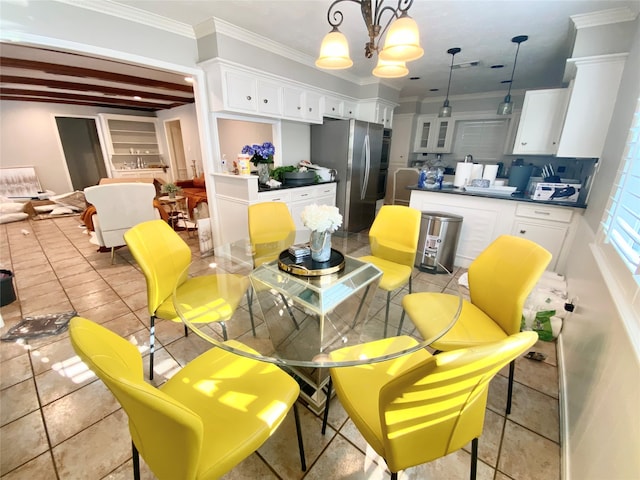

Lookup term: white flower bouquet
[301,204,343,232]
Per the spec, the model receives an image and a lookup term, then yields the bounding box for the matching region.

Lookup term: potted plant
[161,182,182,199]
[270,166,317,185]
[242,142,275,184]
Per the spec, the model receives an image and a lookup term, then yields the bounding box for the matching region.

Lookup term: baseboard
[557,334,570,480]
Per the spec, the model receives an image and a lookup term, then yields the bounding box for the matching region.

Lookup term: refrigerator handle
[361,133,370,201]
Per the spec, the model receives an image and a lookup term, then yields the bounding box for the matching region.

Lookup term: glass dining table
[173,230,463,413]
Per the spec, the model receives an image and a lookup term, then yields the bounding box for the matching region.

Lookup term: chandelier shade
[497,35,528,115]
[315,29,354,69]
[315,0,421,78]
[438,47,461,118]
[372,58,409,78]
[379,14,424,62]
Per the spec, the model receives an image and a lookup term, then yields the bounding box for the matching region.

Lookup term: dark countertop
[258,180,337,192]
[408,185,587,209]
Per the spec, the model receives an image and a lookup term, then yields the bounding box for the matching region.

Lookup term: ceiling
[0,43,195,111]
[1,1,638,111]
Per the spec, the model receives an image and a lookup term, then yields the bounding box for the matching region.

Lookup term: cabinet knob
[297,106,301,110]
[246,95,252,101]
[520,230,526,234]
[521,142,527,146]
[309,107,313,112]
[263,99,268,103]
[332,107,336,111]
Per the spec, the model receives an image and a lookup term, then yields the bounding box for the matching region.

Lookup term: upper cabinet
[413,115,455,153]
[512,89,569,155]
[556,54,627,159]
[204,60,395,126]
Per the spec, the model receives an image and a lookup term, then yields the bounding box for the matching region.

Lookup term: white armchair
[84,183,159,263]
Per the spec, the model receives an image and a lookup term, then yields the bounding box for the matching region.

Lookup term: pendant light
[438,47,461,118]
[497,35,528,115]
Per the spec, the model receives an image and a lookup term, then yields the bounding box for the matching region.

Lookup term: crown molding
[571,7,638,29]
[56,0,195,38]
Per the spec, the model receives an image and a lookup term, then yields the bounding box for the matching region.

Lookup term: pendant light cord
[444,51,456,101]
[505,35,528,97]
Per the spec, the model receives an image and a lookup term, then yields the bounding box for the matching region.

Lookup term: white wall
[560,15,640,480]
[0,101,153,194]
[156,103,203,178]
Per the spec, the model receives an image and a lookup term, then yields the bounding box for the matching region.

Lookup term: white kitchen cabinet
[322,96,343,118]
[512,89,569,155]
[408,189,582,273]
[112,169,170,182]
[556,54,627,158]
[283,87,322,123]
[343,100,358,119]
[305,91,322,123]
[413,115,455,153]
[224,69,283,116]
[359,100,397,128]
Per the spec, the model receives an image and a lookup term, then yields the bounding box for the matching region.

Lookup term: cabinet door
[513,89,569,155]
[256,80,282,116]
[413,115,436,152]
[323,96,343,117]
[283,86,305,120]
[432,119,455,153]
[511,220,567,271]
[343,101,358,119]
[305,91,322,123]
[225,70,258,112]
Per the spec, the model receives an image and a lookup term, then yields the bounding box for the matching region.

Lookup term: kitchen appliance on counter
[311,119,383,232]
[508,164,534,192]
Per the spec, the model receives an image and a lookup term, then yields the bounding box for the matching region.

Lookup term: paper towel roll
[454,162,473,187]
[482,164,499,185]
[471,164,484,180]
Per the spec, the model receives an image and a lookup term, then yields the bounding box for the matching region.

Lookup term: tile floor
[0,216,560,480]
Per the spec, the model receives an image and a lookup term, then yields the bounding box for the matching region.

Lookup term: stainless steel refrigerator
[311,118,383,232]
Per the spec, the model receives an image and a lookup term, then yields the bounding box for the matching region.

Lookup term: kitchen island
[409,186,586,273]
[211,173,336,245]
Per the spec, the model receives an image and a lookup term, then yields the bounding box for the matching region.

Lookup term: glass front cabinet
[413,115,455,153]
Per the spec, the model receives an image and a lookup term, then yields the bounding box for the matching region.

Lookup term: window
[595,97,640,346]
[601,98,640,284]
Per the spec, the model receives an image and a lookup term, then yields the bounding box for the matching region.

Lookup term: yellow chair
[124,219,254,380]
[400,234,551,414]
[248,201,297,267]
[325,331,538,480]
[248,202,299,328]
[69,317,306,479]
[358,205,421,336]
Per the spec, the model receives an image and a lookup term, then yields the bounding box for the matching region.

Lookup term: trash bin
[0,269,17,306]
[415,212,463,274]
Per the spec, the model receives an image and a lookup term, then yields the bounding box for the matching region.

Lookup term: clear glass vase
[310,230,332,262]
[257,163,271,184]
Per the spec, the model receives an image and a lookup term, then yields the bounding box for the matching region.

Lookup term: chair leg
[397,310,406,336]
[383,291,391,337]
[149,316,156,381]
[110,247,116,265]
[132,441,140,480]
[390,472,398,480]
[184,324,189,337]
[470,437,478,480]
[246,289,256,336]
[293,403,307,471]
[321,377,333,435]
[506,360,515,414]
[221,322,228,341]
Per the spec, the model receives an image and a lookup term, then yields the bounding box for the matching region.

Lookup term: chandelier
[315,0,423,79]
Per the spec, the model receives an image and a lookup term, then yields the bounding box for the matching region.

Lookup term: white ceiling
[113,0,640,100]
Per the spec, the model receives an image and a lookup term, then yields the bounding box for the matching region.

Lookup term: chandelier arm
[372,0,415,51]
[326,0,362,28]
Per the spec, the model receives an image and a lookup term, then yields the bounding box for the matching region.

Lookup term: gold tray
[277,249,345,276]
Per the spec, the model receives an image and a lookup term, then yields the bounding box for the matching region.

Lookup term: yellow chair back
[468,235,552,335]
[369,205,421,268]
[69,317,203,479]
[248,202,296,266]
[379,331,537,472]
[124,219,191,316]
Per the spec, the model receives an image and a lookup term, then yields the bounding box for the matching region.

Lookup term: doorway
[165,119,188,180]
[55,117,107,190]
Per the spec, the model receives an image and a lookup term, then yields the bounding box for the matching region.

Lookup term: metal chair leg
[470,437,478,480]
[506,360,515,414]
[383,291,391,337]
[110,247,116,265]
[397,310,406,336]
[149,316,155,380]
[221,322,228,341]
[280,293,300,329]
[390,472,398,480]
[321,377,333,435]
[132,441,141,480]
[293,403,307,471]
[184,324,188,337]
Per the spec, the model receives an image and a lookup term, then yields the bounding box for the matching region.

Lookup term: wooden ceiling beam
[0,95,156,112]
[0,75,194,102]
[0,57,194,93]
